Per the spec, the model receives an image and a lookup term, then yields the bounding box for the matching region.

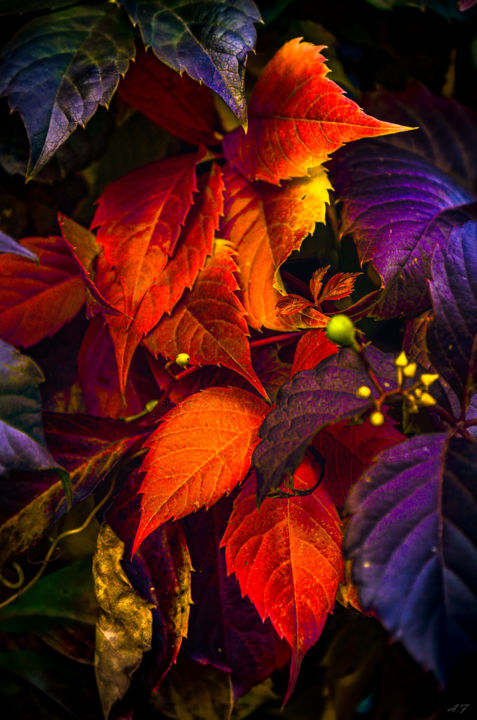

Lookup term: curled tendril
[0,471,117,610]
[0,562,24,589]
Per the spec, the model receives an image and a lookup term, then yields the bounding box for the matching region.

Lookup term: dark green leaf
[0,3,135,176]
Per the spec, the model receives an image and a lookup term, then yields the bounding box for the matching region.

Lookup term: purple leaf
[252,347,397,504]
[361,85,477,191]
[0,4,134,177]
[118,0,261,127]
[182,497,289,697]
[427,221,477,407]
[0,231,37,262]
[331,142,476,318]
[345,433,477,684]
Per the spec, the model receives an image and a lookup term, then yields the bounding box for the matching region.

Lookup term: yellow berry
[326,314,356,347]
[369,410,384,427]
[356,385,372,399]
[419,392,436,407]
[420,373,439,387]
[175,353,190,367]
[395,351,408,367]
[403,362,417,378]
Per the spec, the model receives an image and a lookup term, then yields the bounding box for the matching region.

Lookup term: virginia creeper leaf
[220,166,331,329]
[290,329,338,376]
[0,236,85,348]
[106,475,193,687]
[93,523,154,720]
[144,244,267,399]
[313,419,405,508]
[253,346,397,503]
[183,498,290,697]
[118,0,261,127]
[222,456,343,704]
[0,4,135,176]
[427,221,477,406]
[222,38,408,184]
[0,557,97,663]
[361,85,477,191]
[345,434,477,683]
[0,340,61,478]
[330,142,476,318]
[58,214,120,317]
[0,230,37,262]
[0,411,146,571]
[92,150,202,319]
[132,387,269,554]
[119,45,219,145]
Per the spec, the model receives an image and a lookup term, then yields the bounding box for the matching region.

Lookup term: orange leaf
[0,236,85,347]
[220,166,331,329]
[119,45,218,145]
[91,149,204,318]
[223,38,410,184]
[144,244,268,400]
[221,456,343,704]
[132,387,269,554]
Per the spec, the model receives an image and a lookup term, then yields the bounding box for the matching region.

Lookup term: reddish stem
[250,332,303,349]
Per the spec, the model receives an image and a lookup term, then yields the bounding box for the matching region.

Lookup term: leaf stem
[250,332,302,349]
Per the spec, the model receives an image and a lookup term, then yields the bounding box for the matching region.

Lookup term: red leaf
[221,456,343,704]
[309,266,330,305]
[220,166,331,329]
[223,38,410,184]
[93,159,223,391]
[320,272,360,303]
[291,329,338,376]
[144,244,268,399]
[0,236,85,347]
[276,294,314,316]
[118,45,219,145]
[58,214,120,317]
[92,149,204,318]
[313,419,406,508]
[132,387,269,555]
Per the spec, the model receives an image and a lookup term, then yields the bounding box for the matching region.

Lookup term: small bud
[419,392,437,407]
[326,314,356,347]
[175,353,190,367]
[369,410,384,427]
[395,351,408,367]
[420,373,439,388]
[403,362,417,378]
[414,388,422,398]
[356,385,372,399]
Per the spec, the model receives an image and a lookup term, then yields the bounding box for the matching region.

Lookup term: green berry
[175,353,190,367]
[326,314,356,347]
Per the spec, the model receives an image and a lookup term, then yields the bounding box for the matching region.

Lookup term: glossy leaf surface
[223,38,407,184]
[0,4,134,176]
[331,142,476,318]
[133,387,268,554]
[345,434,477,683]
[222,457,343,703]
[119,0,261,126]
